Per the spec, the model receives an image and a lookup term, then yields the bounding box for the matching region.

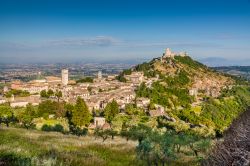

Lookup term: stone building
[97,71,102,80]
[88,117,111,130]
[61,69,69,86]
[164,48,175,58]
[125,72,144,84]
[94,117,106,128]
[162,48,187,59]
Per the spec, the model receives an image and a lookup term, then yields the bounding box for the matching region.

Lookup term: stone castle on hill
[162,48,187,58]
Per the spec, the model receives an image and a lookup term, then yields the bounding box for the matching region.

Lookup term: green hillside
[119,55,249,136]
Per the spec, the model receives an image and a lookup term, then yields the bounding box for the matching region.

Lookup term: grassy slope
[0,127,141,166]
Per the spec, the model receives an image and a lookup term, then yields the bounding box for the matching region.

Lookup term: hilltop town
[0,48,235,130]
[1,49,250,166]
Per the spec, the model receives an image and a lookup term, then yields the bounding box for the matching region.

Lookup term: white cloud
[0,37,223,50]
[47,36,121,47]
[0,36,121,50]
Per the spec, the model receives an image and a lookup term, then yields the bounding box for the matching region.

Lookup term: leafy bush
[69,126,88,136]
[53,124,64,132]
[164,69,190,87]
[16,103,36,129]
[136,81,191,108]
[0,153,32,166]
[41,124,52,131]
[115,74,127,82]
[41,124,64,133]
[94,128,117,142]
[200,86,250,136]
[122,69,132,75]
[121,124,211,165]
[5,89,30,97]
[0,105,14,127]
[104,100,119,123]
[134,61,159,78]
[37,100,58,119]
[135,62,151,72]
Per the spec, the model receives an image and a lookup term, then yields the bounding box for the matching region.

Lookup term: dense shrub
[41,124,64,133]
[174,56,207,69]
[135,62,151,72]
[122,69,132,75]
[174,86,250,136]
[5,89,30,98]
[115,74,127,82]
[0,153,32,166]
[37,100,58,119]
[41,124,51,131]
[134,61,159,78]
[69,126,88,136]
[200,86,250,135]
[53,124,64,132]
[136,81,191,108]
[0,105,14,127]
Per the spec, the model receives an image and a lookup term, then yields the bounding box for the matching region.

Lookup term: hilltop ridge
[120,48,234,100]
[116,48,248,136]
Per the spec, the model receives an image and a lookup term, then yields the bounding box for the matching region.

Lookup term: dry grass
[0,127,142,166]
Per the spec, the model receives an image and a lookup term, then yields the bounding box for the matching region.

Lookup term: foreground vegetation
[1,86,250,165]
[0,127,139,166]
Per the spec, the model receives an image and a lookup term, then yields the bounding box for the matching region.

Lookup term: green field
[0,127,141,166]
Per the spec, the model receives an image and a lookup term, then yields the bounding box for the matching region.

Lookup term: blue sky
[0,0,250,65]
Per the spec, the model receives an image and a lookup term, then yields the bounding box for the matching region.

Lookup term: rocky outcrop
[202,109,250,166]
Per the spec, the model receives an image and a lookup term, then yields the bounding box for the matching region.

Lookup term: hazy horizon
[0,0,250,65]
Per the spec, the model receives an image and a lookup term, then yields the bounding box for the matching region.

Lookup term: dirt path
[202,109,250,166]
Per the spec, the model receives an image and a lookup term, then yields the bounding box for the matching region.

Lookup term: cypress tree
[104,99,119,123]
[72,97,91,127]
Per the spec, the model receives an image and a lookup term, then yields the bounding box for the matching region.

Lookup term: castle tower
[97,71,102,79]
[165,48,172,58]
[61,69,69,86]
